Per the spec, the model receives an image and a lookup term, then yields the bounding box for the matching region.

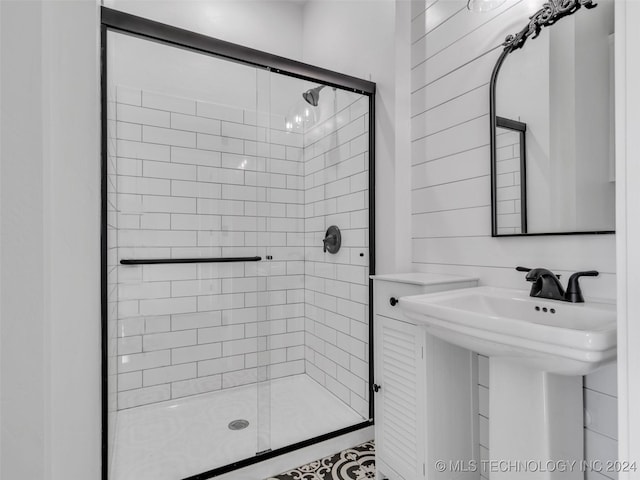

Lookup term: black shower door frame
[100,7,376,480]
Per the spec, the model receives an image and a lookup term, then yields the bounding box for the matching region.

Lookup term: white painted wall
[394,0,413,273]
[0,1,101,479]
[43,4,102,477]
[1,3,46,478]
[615,1,640,476]
[103,0,305,61]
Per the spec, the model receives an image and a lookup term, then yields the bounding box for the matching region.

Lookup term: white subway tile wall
[108,86,370,418]
[303,94,370,420]
[109,86,306,410]
[412,1,617,477]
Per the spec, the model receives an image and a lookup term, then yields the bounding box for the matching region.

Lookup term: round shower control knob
[322,225,341,254]
[389,297,399,306]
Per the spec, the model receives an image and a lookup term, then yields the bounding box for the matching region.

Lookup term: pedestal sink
[400,286,616,480]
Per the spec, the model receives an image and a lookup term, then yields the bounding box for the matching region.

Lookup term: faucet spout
[520,267,565,301]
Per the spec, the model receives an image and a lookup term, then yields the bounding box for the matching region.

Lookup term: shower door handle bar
[120,256,262,265]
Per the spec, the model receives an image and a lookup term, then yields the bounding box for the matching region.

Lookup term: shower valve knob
[372,384,382,393]
[322,226,341,254]
[389,297,399,306]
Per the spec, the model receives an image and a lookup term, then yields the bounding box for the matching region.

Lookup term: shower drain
[228,419,250,431]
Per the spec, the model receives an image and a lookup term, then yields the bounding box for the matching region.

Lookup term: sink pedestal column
[488,358,583,480]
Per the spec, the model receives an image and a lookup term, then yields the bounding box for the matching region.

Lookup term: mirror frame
[489,0,615,237]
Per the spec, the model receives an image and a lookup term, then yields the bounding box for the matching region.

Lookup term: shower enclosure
[101,8,375,480]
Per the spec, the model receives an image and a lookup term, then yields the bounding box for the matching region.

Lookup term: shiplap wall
[410,1,617,478]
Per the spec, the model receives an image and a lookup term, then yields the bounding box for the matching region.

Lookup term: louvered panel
[383,418,417,452]
[383,378,417,405]
[382,360,416,384]
[382,341,415,363]
[384,393,416,424]
[383,363,417,387]
[383,369,418,408]
[382,344,414,364]
[385,425,417,466]
[376,316,424,480]
[385,440,416,473]
[383,380,417,408]
[382,341,415,365]
[384,330,419,350]
[384,407,417,437]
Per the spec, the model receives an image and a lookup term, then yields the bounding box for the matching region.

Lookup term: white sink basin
[400,286,616,375]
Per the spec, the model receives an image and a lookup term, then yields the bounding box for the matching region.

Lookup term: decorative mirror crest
[503,0,597,51]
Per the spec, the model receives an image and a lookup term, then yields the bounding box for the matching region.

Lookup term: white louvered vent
[376,317,424,480]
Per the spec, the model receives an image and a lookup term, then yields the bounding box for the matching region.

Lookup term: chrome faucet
[516,266,599,303]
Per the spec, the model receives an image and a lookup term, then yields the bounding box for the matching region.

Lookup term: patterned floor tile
[266,441,375,480]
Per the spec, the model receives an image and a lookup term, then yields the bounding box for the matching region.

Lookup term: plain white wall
[1,2,47,478]
[615,1,640,474]
[103,0,306,60]
[42,3,102,477]
[1,1,101,479]
[394,0,413,274]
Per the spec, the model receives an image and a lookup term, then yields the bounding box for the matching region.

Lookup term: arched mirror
[490,0,615,236]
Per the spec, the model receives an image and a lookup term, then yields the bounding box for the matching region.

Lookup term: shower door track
[101,7,376,480]
[100,7,376,96]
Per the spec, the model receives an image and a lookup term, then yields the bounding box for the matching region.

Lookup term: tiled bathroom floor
[266,441,375,480]
[111,374,365,480]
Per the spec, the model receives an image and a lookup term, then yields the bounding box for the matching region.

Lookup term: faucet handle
[564,270,599,303]
[517,266,560,279]
[571,270,599,278]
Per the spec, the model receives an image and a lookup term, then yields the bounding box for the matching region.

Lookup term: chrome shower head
[302,85,325,107]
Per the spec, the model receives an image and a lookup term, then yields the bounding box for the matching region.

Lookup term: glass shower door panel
[266,72,371,451]
[254,67,273,458]
[107,30,272,480]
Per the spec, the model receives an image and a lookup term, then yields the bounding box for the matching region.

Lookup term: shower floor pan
[110,374,365,480]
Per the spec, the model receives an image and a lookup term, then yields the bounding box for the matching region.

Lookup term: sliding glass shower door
[106,30,274,479]
[103,12,373,480]
[265,73,372,451]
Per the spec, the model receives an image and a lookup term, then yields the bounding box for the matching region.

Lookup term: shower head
[302,85,325,107]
